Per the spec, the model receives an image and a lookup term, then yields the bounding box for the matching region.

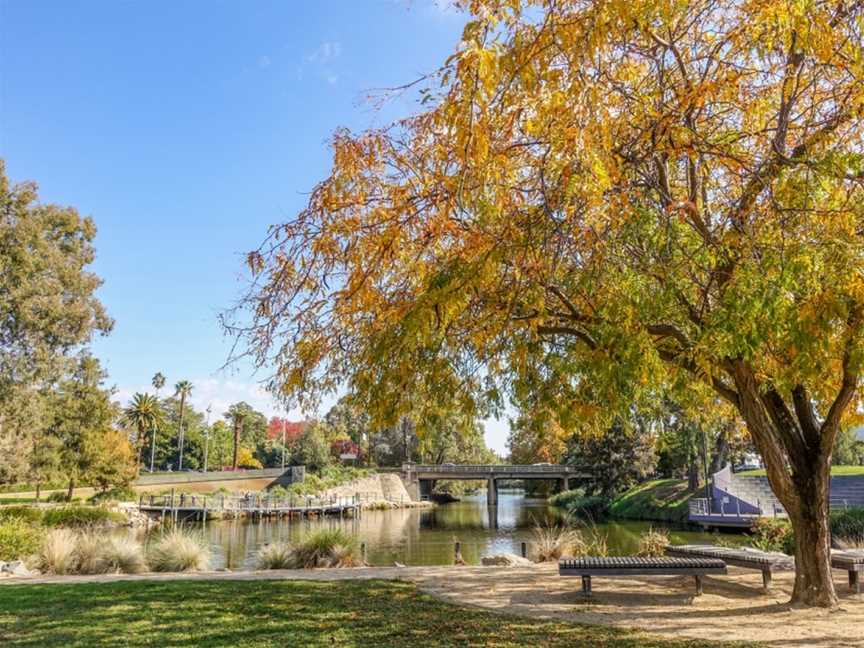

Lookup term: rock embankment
[319,473,432,510]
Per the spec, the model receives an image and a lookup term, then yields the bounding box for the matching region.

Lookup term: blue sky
[0,0,510,453]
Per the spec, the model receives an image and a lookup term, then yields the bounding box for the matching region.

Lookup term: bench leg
[761,569,772,592]
[850,571,860,595]
[694,575,703,596]
[581,575,592,597]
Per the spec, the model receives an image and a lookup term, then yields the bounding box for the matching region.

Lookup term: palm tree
[124,393,163,475]
[150,372,166,472]
[174,380,193,470]
[226,404,247,470]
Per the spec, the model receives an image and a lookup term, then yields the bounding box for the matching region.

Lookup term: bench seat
[666,544,792,591]
[832,550,864,594]
[559,556,727,596]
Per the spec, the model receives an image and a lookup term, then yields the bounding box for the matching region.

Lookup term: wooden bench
[832,550,863,594]
[558,556,727,596]
[666,544,793,591]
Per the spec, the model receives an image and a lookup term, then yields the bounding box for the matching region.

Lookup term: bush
[46,492,70,503]
[101,535,147,574]
[830,507,864,547]
[0,506,44,524]
[37,528,78,574]
[548,490,610,520]
[290,529,359,568]
[147,529,211,572]
[89,486,137,504]
[748,518,795,554]
[42,506,125,528]
[256,542,295,570]
[532,520,584,562]
[637,527,670,557]
[0,517,43,562]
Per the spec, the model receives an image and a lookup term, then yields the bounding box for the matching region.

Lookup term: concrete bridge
[400,463,589,506]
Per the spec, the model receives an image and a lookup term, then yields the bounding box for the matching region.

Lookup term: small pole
[520,542,527,559]
[361,542,368,565]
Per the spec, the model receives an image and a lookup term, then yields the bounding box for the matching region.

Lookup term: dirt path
[3,564,861,647]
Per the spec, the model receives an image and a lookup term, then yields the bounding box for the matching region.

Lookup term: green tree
[174,380,193,470]
[123,393,163,473]
[225,404,247,470]
[289,423,332,472]
[46,354,121,498]
[0,161,112,483]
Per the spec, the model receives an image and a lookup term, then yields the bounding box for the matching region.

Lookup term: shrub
[0,506,44,525]
[42,506,125,528]
[37,528,78,574]
[74,532,112,574]
[830,507,864,547]
[637,527,670,557]
[147,529,211,572]
[290,529,359,568]
[532,521,585,562]
[748,518,795,554]
[46,492,70,503]
[102,535,147,574]
[0,517,43,562]
[548,490,610,520]
[256,542,295,570]
[89,486,137,504]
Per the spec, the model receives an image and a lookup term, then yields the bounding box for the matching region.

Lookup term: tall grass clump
[0,517,43,562]
[147,528,211,572]
[0,506,44,525]
[256,542,295,570]
[830,507,864,547]
[102,535,147,574]
[291,529,359,568]
[637,527,670,557]
[37,528,78,574]
[532,520,584,562]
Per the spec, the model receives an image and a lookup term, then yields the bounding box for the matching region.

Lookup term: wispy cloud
[258,55,272,69]
[306,41,342,65]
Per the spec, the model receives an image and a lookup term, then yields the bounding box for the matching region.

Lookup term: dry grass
[147,528,210,572]
[74,532,111,574]
[290,529,360,568]
[636,527,670,557]
[835,534,864,550]
[37,528,77,574]
[532,522,585,562]
[102,534,147,574]
[256,542,295,570]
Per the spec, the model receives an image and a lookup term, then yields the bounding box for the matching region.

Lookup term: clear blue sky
[0,0,510,453]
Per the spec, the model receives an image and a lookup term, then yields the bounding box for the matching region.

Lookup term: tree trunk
[178,395,186,471]
[66,477,74,501]
[35,483,41,502]
[709,426,730,475]
[231,420,241,469]
[782,453,837,607]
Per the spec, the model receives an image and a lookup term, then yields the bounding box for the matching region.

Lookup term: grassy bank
[0,579,759,648]
[551,480,694,525]
[607,479,693,524]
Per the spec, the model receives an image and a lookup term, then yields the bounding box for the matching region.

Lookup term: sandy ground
[2,564,861,647]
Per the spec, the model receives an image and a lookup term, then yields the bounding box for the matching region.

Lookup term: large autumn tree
[229,0,864,607]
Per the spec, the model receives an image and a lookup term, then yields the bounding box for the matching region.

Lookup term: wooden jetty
[138,491,362,522]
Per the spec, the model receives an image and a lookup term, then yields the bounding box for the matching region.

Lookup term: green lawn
[0,579,760,648]
[738,465,864,477]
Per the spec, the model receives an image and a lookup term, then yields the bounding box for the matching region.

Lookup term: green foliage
[548,490,610,520]
[284,465,370,497]
[46,491,70,503]
[256,542,295,570]
[0,506,44,524]
[0,161,112,484]
[0,517,43,561]
[830,508,864,545]
[88,486,137,504]
[748,519,795,555]
[607,480,692,524]
[41,506,124,528]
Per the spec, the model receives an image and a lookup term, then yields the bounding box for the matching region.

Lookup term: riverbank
[0,572,757,648]
[551,479,694,525]
[1,564,861,647]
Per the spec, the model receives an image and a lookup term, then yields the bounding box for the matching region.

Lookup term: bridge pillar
[486,478,497,506]
[418,479,433,501]
[561,477,571,492]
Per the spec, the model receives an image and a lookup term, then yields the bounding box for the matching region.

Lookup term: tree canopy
[231,0,864,606]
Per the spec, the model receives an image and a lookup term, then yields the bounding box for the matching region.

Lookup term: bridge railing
[402,464,584,474]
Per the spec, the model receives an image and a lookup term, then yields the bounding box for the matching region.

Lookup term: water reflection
[196,489,743,569]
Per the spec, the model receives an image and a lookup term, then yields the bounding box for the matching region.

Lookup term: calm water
[196,489,743,570]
